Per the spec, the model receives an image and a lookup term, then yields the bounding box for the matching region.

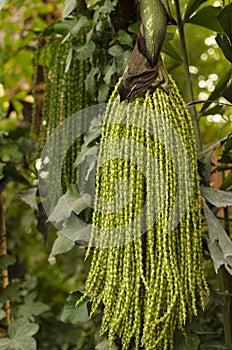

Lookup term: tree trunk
[0,195,11,327]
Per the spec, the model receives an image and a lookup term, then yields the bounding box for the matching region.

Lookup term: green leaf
[84,127,101,146]
[15,0,25,9]
[199,104,223,117]
[49,233,75,262]
[63,0,77,18]
[184,0,208,21]
[17,293,49,319]
[0,118,18,132]
[203,202,232,273]
[116,30,133,48]
[49,185,90,223]
[0,318,39,350]
[93,9,100,24]
[0,282,21,303]
[61,215,91,243]
[108,45,124,57]
[187,6,223,32]
[70,16,89,35]
[53,19,78,36]
[0,162,5,176]
[0,255,16,270]
[18,188,38,210]
[74,40,96,60]
[0,144,22,163]
[17,138,36,157]
[9,318,39,338]
[216,33,232,63]
[3,164,30,186]
[60,291,90,324]
[86,0,99,6]
[200,65,232,112]
[75,144,98,167]
[0,308,6,321]
[65,47,73,73]
[201,186,232,207]
[85,67,99,96]
[222,74,232,103]
[162,41,182,61]
[217,3,232,39]
[0,338,12,349]
[128,21,141,35]
[207,239,232,275]
[115,49,131,75]
[62,16,89,43]
[0,336,37,350]
[198,150,213,186]
[219,135,232,164]
[99,0,115,14]
[0,0,9,10]
[87,27,94,41]
[95,337,118,350]
[103,62,116,86]
[98,82,109,103]
[220,171,232,190]
[174,330,200,350]
[165,31,174,41]
[48,196,71,223]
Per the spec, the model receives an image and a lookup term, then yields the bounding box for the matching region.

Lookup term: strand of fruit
[81,74,208,350]
[32,32,93,198]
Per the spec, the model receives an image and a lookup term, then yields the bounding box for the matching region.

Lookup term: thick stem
[173,0,202,154]
[0,194,11,327]
[218,266,232,350]
[115,0,138,30]
[75,0,87,15]
[219,172,232,349]
[118,0,138,20]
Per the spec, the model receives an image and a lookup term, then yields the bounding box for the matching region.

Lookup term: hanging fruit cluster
[32,31,93,195]
[79,74,208,349]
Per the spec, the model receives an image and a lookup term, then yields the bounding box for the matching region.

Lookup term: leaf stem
[173,0,202,153]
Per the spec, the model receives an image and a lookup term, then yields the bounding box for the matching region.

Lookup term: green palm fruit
[32,32,95,204]
[78,73,208,350]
